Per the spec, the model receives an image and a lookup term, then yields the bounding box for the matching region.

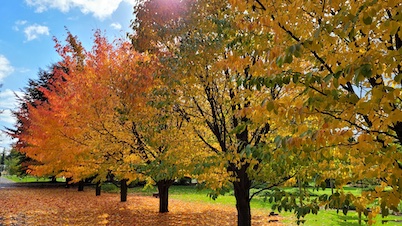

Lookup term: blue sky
[0,0,137,150]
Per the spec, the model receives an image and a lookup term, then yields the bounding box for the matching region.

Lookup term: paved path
[0,176,16,188]
[0,176,68,188]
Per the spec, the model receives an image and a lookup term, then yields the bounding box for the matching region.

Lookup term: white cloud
[0,55,14,82]
[0,89,22,127]
[0,109,16,125]
[17,68,31,74]
[0,116,17,148]
[25,0,137,20]
[0,129,16,149]
[110,22,122,30]
[16,20,28,26]
[67,16,79,21]
[13,20,28,31]
[24,24,50,41]
[0,90,23,149]
[0,89,23,110]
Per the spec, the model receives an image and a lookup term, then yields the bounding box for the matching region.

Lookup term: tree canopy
[10,0,402,225]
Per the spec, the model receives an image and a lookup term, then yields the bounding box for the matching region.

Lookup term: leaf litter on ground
[0,187,283,225]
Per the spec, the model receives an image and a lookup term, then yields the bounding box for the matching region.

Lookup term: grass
[4,175,65,183]
[4,176,402,225]
[126,184,402,225]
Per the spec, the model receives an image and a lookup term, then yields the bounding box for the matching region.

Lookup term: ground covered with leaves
[0,186,282,225]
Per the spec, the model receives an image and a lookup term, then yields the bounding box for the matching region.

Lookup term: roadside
[0,176,15,187]
[0,176,66,188]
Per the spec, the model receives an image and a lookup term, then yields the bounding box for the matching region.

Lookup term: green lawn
[4,175,65,183]
[126,184,402,225]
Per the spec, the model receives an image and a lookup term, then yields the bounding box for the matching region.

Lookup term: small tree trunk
[120,179,128,202]
[156,179,175,213]
[50,176,57,182]
[78,180,84,191]
[65,177,72,188]
[96,182,101,196]
[232,165,252,226]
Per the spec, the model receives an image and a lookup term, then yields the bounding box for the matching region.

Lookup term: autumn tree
[131,0,313,225]
[41,32,149,197]
[13,30,200,210]
[8,65,68,178]
[227,0,402,221]
[59,32,203,209]
[10,33,111,190]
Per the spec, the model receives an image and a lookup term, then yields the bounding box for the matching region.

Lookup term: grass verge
[4,175,65,183]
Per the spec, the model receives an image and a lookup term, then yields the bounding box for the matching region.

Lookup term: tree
[4,149,24,176]
[55,31,203,208]
[13,30,200,210]
[131,0,310,225]
[28,32,148,196]
[7,66,63,177]
[1,149,5,165]
[229,0,402,221]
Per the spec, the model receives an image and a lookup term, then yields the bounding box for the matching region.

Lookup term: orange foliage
[16,31,155,182]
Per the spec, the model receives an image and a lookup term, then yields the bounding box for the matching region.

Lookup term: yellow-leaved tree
[228,0,402,223]
[131,0,321,225]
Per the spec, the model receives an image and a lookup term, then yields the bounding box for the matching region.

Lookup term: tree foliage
[130,0,320,225]
[10,0,402,225]
[227,0,402,222]
[13,30,203,209]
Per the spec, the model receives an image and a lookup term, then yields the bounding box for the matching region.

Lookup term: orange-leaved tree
[13,32,149,197]
[15,29,201,210]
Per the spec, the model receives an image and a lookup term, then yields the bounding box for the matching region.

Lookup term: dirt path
[0,186,284,225]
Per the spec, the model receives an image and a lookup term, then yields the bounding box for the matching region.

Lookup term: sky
[0,0,138,150]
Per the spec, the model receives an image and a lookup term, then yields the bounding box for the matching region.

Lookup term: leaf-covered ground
[0,186,282,225]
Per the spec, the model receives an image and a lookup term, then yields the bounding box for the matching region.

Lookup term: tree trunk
[65,177,72,188]
[96,182,101,196]
[120,179,128,202]
[232,165,252,226]
[156,179,175,213]
[78,180,84,191]
[50,176,57,182]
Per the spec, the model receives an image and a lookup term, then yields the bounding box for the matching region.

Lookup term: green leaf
[264,78,273,88]
[333,78,339,88]
[324,74,332,83]
[363,15,372,25]
[333,70,342,79]
[293,73,300,83]
[288,44,296,53]
[293,49,302,58]
[394,73,402,83]
[266,101,275,111]
[274,136,282,147]
[283,76,291,84]
[284,54,293,64]
[231,124,246,134]
[360,64,372,77]
[276,56,284,67]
